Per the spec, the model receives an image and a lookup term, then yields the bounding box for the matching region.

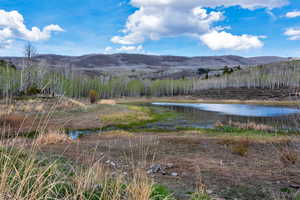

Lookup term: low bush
[231,143,249,156]
[26,86,41,96]
[89,90,97,104]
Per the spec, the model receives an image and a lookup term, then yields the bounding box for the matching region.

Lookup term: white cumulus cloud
[104,45,144,54]
[286,11,300,18]
[111,0,285,50]
[0,10,64,48]
[284,28,300,40]
[200,31,264,50]
[111,6,223,45]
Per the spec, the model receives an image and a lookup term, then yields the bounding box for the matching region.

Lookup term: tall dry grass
[0,97,166,200]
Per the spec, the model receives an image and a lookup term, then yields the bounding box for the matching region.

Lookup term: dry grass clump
[272,138,298,166]
[215,120,274,132]
[34,104,45,112]
[36,129,73,145]
[0,144,158,200]
[0,105,15,116]
[62,97,87,108]
[218,137,250,156]
[98,99,116,105]
[127,169,153,200]
[231,142,249,157]
[279,146,298,166]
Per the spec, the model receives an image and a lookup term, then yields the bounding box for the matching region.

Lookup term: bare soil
[38,131,300,200]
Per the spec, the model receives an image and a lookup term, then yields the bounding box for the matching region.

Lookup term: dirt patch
[35,131,300,200]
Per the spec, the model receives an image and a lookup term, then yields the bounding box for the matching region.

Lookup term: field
[0,96,299,200]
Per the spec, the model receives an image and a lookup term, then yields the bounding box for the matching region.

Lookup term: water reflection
[152,103,300,117]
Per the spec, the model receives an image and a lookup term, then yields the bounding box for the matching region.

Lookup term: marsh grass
[101,130,134,138]
[101,105,153,124]
[215,121,274,132]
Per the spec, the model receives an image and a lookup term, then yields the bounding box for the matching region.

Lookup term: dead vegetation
[215,120,274,132]
[0,97,300,200]
[36,129,73,145]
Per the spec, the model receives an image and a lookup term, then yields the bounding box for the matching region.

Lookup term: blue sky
[0,0,299,57]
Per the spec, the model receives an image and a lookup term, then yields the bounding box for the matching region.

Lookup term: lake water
[150,102,300,130]
[67,102,300,139]
[152,103,300,117]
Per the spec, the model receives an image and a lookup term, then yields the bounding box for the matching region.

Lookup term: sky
[0,0,299,57]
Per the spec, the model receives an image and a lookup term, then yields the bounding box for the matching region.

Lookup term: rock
[149,164,162,173]
[147,164,166,175]
[93,184,102,191]
[105,160,117,167]
[207,190,213,194]
[289,184,300,189]
[171,172,178,177]
[166,163,174,169]
[110,161,116,167]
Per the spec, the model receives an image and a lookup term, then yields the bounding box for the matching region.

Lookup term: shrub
[150,184,174,200]
[232,144,249,156]
[231,139,250,157]
[26,86,41,96]
[89,90,97,104]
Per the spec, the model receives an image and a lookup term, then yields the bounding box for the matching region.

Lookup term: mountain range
[1,54,288,79]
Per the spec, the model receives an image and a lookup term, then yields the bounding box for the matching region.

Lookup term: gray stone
[171,172,178,177]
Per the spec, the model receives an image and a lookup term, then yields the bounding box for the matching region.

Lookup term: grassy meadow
[0,95,299,200]
[1,60,300,199]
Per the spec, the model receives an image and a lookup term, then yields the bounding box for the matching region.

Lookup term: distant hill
[1,54,288,78]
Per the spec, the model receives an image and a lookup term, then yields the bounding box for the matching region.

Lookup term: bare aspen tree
[22,42,38,92]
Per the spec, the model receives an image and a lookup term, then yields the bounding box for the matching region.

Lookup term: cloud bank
[111,0,288,51]
[0,10,64,48]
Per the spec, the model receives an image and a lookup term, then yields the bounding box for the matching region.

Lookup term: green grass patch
[102,105,178,131]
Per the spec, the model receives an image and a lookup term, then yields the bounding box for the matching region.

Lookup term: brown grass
[127,169,153,200]
[0,114,25,128]
[36,129,73,145]
[215,120,274,132]
[102,130,134,138]
[98,99,116,105]
[218,137,250,156]
[231,143,249,156]
[279,146,298,166]
[101,106,152,124]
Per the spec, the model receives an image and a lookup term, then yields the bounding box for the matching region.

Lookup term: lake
[68,102,300,139]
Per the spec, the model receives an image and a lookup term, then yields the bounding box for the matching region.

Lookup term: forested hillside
[1,59,299,98]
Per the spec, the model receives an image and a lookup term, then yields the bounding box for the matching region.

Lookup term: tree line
[1,43,300,99]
